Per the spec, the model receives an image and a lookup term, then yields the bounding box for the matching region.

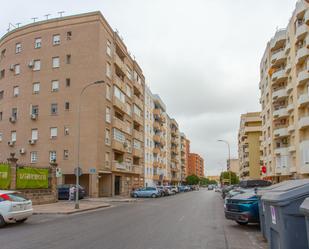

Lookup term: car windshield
[8,193,27,202]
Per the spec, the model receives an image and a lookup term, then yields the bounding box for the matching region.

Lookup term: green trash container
[257,181,287,241]
[261,179,309,249]
[300,197,309,249]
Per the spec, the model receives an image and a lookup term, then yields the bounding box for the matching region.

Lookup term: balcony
[273,107,288,119]
[113,118,131,135]
[272,88,288,101]
[133,113,143,125]
[288,145,296,152]
[288,124,295,133]
[274,147,289,155]
[132,148,143,158]
[171,147,178,155]
[299,116,309,130]
[153,108,162,116]
[287,103,294,113]
[153,147,161,154]
[113,97,126,112]
[114,76,126,93]
[295,23,308,40]
[296,46,309,65]
[271,69,287,83]
[153,175,160,181]
[114,54,126,75]
[133,95,143,109]
[133,81,143,95]
[285,63,291,74]
[270,49,287,65]
[133,130,143,142]
[112,139,126,153]
[273,127,289,138]
[244,126,262,133]
[270,29,286,51]
[112,161,142,175]
[153,134,161,143]
[286,83,293,94]
[305,9,309,25]
[153,121,161,131]
[298,94,309,107]
[297,71,309,87]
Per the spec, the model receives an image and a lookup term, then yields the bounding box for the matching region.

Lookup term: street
[0,190,266,249]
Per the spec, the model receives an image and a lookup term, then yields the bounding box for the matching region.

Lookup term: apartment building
[0,12,145,197]
[259,0,309,182]
[188,153,204,178]
[238,113,262,180]
[227,159,240,176]
[180,133,189,182]
[169,118,182,184]
[144,86,168,186]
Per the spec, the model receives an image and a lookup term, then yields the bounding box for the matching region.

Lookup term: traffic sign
[74,167,82,177]
[56,168,62,178]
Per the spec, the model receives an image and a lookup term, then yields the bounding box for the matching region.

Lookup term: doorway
[115,176,121,195]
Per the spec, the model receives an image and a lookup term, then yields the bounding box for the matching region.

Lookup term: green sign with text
[16,167,49,189]
[0,164,10,189]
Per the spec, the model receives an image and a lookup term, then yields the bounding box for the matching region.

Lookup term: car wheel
[151,194,157,198]
[17,218,28,223]
[0,215,6,228]
[236,221,248,225]
[133,193,138,198]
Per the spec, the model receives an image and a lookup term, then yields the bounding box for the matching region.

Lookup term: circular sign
[261,166,267,174]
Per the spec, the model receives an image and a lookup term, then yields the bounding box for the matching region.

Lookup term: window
[53,35,60,45]
[126,103,132,116]
[52,57,60,68]
[51,103,58,115]
[67,31,72,40]
[114,86,125,103]
[133,104,141,117]
[0,69,4,79]
[31,129,38,140]
[33,82,40,94]
[12,108,17,119]
[106,107,111,123]
[34,38,41,49]
[13,86,19,97]
[105,129,110,145]
[33,60,41,71]
[65,102,70,110]
[66,54,71,64]
[107,40,112,56]
[63,150,69,160]
[0,132,2,142]
[113,128,125,143]
[106,62,112,78]
[31,105,39,115]
[134,139,141,150]
[30,152,38,163]
[15,43,22,54]
[126,65,132,80]
[0,112,2,121]
[14,64,20,75]
[0,90,4,100]
[50,127,58,139]
[66,78,70,87]
[105,152,110,166]
[64,126,69,135]
[106,84,111,100]
[126,84,132,97]
[49,151,57,162]
[11,131,16,142]
[51,80,59,92]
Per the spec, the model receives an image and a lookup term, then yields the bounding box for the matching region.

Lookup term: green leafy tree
[199,177,209,186]
[220,171,239,185]
[186,174,200,185]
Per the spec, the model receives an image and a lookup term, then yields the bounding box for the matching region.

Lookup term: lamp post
[75,80,104,209]
[217,139,231,185]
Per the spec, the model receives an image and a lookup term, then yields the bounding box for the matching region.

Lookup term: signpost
[74,167,82,177]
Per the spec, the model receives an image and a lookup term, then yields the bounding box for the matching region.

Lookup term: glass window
[52,57,60,68]
[53,35,60,45]
[30,152,38,163]
[51,103,58,115]
[66,78,71,87]
[106,107,111,123]
[50,127,58,138]
[133,104,141,117]
[15,43,22,54]
[11,131,16,142]
[134,139,141,149]
[114,86,125,103]
[31,129,38,140]
[106,62,112,78]
[32,105,39,115]
[14,64,20,75]
[0,132,2,141]
[107,40,112,56]
[126,103,132,116]
[49,151,57,162]
[105,129,110,145]
[113,128,125,143]
[33,82,40,94]
[126,84,132,97]
[63,150,69,160]
[13,86,19,97]
[51,80,59,92]
[34,38,41,49]
[65,102,70,110]
[33,60,41,71]
[106,84,111,100]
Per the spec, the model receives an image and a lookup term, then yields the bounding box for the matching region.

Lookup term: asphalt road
[0,189,267,249]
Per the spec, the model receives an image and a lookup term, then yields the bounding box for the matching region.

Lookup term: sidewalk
[33,200,111,215]
[86,196,138,203]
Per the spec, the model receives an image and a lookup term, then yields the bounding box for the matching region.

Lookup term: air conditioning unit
[31,114,38,120]
[9,116,16,123]
[28,139,36,145]
[8,141,15,147]
[13,93,18,97]
[64,128,69,135]
[9,64,14,71]
[28,60,34,68]
[19,148,26,154]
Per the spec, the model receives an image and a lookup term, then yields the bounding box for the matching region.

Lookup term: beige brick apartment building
[0,12,145,197]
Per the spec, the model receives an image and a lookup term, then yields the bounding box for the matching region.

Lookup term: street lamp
[217,139,232,185]
[75,80,104,209]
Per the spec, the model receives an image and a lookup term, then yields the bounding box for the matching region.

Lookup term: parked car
[0,191,33,227]
[165,186,176,195]
[208,185,214,190]
[57,184,86,200]
[131,187,160,198]
[170,186,179,194]
[238,180,271,189]
[157,186,169,197]
[221,185,236,199]
[224,190,259,225]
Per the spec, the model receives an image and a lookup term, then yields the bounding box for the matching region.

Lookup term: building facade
[188,153,204,178]
[238,112,262,180]
[259,0,309,182]
[0,12,145,197]
[228,159,240,176]
[180,133,188,182]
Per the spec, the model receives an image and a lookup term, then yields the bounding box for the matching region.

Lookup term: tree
[186,174,200,185]
[220,171,239,185]
[199,177,209,186]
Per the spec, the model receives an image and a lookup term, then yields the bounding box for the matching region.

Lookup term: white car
[0,191,33,227]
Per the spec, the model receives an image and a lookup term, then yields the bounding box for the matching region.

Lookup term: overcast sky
[1,0,297,176]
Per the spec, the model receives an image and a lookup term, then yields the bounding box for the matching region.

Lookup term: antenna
[15,23,21,28]
[45,14,51,20]
[7,23,16,32]
[58,11,65,18]
[31,17,38,23]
